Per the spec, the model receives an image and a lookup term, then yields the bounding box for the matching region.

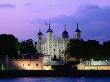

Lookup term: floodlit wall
[77,64,110,70]
[8,57,44,70]
[77,60,110,70]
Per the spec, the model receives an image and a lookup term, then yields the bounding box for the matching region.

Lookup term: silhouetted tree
[65,39,85,60]
[84,40,102,60]
[103,41,110,59]
[0,34,19,57]
[65,39,103,61]
[19,39,36,55]
[0,34,19,69]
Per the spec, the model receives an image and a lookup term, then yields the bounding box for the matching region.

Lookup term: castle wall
[77,65,110,70]
[77,60,110,70]
[8,58,44,70]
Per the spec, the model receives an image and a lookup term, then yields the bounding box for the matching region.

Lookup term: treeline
[65,39,110,60]
[0,34,110,61]
[0,34,38,70]
[19,39,37,55]
[0,34,37,59]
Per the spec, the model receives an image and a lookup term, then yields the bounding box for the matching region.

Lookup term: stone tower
[75,23,81,40]
[37,29,43,53]
[46,24,53,42]
[44,24,53,64]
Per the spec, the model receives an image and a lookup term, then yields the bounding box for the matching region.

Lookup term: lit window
[28,64,30,66]
[36,64,38,66]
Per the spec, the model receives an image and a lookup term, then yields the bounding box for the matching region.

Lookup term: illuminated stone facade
[36,24,81,65]
[8,57,44,70]
[6,24,81,70]
[77,60,110,70]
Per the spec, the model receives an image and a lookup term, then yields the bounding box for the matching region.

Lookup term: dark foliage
[0,34,19,59]
[103,41,110,59]
[19,39,37,55]
[65,39,110,60]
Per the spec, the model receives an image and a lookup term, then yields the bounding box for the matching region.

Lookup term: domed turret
[62,25,69,39]
[75,23,81,40]
[37,29,43,53]
[37,31,43,35]
[46,24,53,33]
[75,23,81,32]
[46,24,53,41]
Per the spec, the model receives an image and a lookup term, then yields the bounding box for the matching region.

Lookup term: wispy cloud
[25,3,31,6]
[0,3,15,8]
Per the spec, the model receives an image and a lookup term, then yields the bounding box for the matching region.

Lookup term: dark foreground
[1,70,110,77]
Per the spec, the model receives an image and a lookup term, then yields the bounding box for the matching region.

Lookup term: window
[44,47,45,50]
[53,55,57,60]
[36,64,38,66]
[28,64,30,66]
[54,49,55,51]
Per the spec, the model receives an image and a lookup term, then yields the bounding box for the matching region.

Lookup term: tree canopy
[19,39,37,55]
[65,39,110,60]
[0,34,19,59]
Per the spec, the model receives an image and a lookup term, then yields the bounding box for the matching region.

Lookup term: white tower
[46,24,53,41]
[37,30,43,53]
[75,23,81,40]
[44,24,53,64]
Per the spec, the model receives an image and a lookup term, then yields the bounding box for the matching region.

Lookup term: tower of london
[36,23,81,65]
[3,23,81,70]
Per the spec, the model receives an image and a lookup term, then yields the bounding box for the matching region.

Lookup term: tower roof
[37,29,43,35]
[38,31,43,35]
[62,25,69,38]
[46,24,53,33]
[75,23,81,32]
[62,25,68,35]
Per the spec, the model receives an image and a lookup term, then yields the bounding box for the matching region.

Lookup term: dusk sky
[0,0,110,42]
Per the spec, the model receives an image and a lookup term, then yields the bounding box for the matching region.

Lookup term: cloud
[31,5,110,42]
[74,5,110,42]
[25,3,31,6]
[0,3,15,8]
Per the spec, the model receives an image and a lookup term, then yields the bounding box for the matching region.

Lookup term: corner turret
[37,29,43,53]
[62,25,69,40]
[75,23,81,40]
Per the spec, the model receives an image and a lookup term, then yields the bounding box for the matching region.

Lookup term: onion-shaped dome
[75,23,81,32]
[47,28,53,32]
[37,31,43,35]
[46,24,53,33]
[62,28,69,38]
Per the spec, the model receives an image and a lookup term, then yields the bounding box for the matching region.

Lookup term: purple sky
[0,0,110,42]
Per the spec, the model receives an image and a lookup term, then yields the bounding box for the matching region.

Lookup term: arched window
[53,55,57,61]
[36,64,38,66]
[28,64,30,66]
